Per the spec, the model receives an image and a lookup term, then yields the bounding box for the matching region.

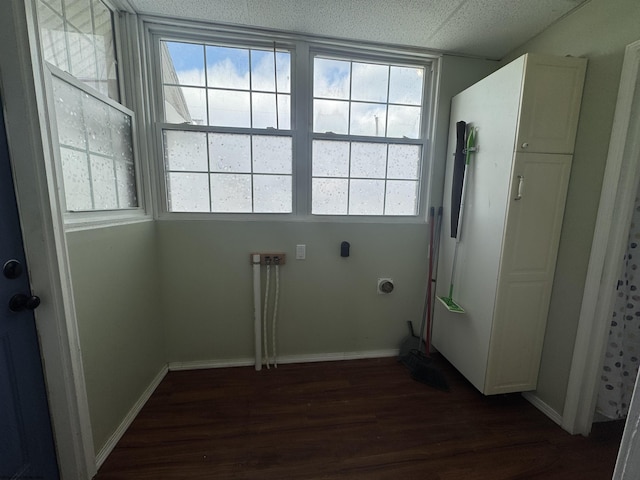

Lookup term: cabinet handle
[515,175,524,200]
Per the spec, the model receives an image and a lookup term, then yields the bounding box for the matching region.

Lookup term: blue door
[0,98,59,478]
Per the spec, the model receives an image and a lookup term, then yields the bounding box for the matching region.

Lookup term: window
[159,41,292,213]
[151,28,433,219]
[312,56,425,215]
[37,0,143,217]
[37,0,119,100]
[52,74,137,211]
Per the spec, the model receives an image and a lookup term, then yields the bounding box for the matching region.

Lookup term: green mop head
[437,295,465,314]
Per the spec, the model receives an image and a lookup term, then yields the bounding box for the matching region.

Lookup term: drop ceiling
[125,0,589,59]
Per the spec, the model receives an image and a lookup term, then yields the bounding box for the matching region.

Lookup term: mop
[438,123,476,314]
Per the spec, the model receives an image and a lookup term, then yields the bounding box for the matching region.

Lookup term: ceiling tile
[127,0,588,59]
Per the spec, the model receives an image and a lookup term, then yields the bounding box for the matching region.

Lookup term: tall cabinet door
[516,54,587,154]
[484,152,572,394]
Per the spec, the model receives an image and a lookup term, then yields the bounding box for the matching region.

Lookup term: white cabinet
[432,53,587,395]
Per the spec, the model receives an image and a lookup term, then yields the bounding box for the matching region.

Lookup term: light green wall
[501,0,640,414]
[66,221,165,453]
[430,56,498,208]
[158,220,428,361]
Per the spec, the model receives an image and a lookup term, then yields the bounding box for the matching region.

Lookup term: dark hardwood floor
[95,356,624,479]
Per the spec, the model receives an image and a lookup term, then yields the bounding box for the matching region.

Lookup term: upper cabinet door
[516,54,587,154]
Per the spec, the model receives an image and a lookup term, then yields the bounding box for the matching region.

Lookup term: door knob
[3,259,22,279]
[9,293,41,312]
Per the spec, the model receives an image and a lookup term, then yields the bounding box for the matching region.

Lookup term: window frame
[34,0,151,229]
[152,35,297,215]
[44,64,147,226]
[309,48,431,217]
[143,18,438,223]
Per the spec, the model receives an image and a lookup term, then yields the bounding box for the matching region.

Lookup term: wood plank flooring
[95,356,624,479]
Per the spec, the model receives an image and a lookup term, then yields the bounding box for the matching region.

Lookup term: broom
[400,206,449,391]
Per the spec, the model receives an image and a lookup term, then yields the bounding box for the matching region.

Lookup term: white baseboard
[95,365,168,469]
[522,391,563,427]
[168,349,398,371]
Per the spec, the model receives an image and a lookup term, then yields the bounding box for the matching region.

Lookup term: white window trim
[32,1,153,230]
[141,16,439,224]
[43,64,149,228]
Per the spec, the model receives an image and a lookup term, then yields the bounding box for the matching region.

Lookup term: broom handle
[425,206,435,354]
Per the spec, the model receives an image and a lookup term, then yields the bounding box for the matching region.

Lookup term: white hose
[252,254,262,371]
[272,263,280,367]
[263,262,271,369]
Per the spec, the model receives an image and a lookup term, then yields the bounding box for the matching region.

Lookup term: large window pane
[311,54,424,216]
[311,140,422,217]
[163,130,293,213]
[52,76,137,212]
[162,42,291,133]
[38,0,119,101]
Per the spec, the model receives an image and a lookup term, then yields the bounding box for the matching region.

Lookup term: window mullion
[293,41,310,215]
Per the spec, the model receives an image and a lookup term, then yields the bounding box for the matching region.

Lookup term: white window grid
[36,0,120,101]
[155,37,295,214]
[146,23,436,221]
[44,64,146,223]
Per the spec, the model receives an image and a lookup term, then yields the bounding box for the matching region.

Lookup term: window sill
[155,211,427,225]
[64,211,153,232]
